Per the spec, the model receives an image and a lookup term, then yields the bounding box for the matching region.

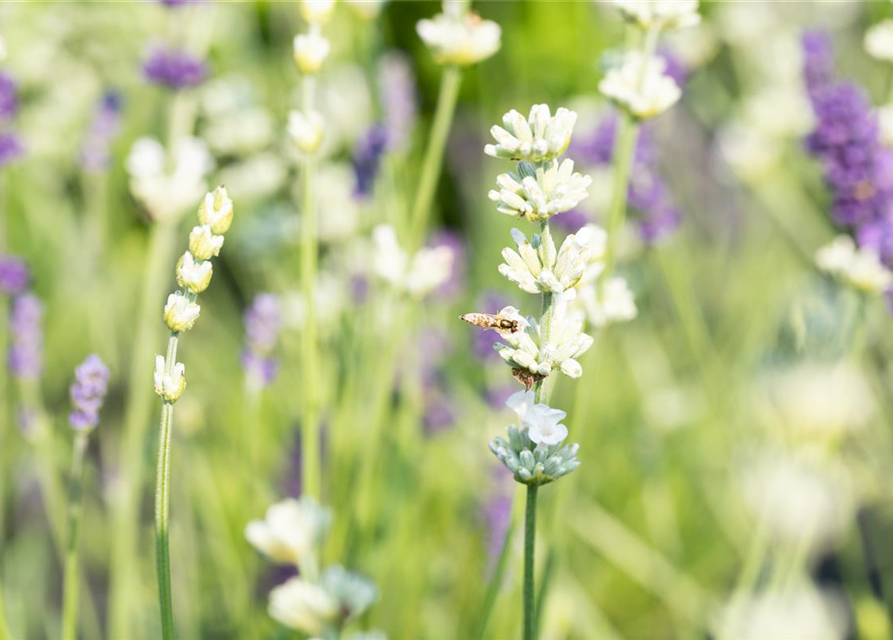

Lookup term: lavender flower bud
[81,90,123,172]
[0,71,18,121]
[68,354,110,431]
[163,292,201,333]
[143,45,207,90]
[0,256,28,295]
[154,355,186,403]
[243,293,282,387]
[176,251,213,294]
[188,225,224,261]
[197,186,234,234]
[8,293,43,381]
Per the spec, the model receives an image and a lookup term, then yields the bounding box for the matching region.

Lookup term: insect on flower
[512,367,547,392]
[459,306,527,334]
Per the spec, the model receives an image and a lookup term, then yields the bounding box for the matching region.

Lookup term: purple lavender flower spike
[0,72,19,121]
[0,133,24,168]
[352,125,389,198]
[0,256,28,295]
[81,90,123,171]
[243,293,282,388]
[143,46,207,90]
[802,29,893,260]
[8,293,43,381]
[68,354,110,431]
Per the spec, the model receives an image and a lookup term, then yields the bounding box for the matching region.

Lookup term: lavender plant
[153,186,233,640]
[61,355,109,640]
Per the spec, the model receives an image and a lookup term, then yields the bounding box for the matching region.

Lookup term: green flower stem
[409,65,462,248]
[523,484,539,640]
[109,219,178,639]
[61,431,89,640]
[155,332,180,640]
[299,73,322,502]
[0,575,9,640]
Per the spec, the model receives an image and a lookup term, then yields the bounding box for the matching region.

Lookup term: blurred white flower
[578,276,637,328]
[245,497,331,565]
[218,154,287,201]
[153,355,186,404]
[609,0,700,31]
[318,64,374,150]
[288,110,325,154]
[344,0,387,20]
[203,107,275,156]
[197,186,234,235]
[163,293,201,333]
[300,0,336,26]
[716,122,782,181]
[417,10,501,66]
[489,159,592,223]
[816,235,893,294]
[0,36,6,62]
[313,163,361,243]
[372,225,454,297]
[500,226,596,294]
[496,295,594,379]
[294,32,331,75]
[878,104,893,148]
[741,449,854,548]
[268,578,339,635]
[126,136,212,222]
[485,104,578,163]
[718,587,847,640]
[599,53,681,119]
[525,404,569,447]
[189,225,225,261]
[865,19,893,63]
[176,251,213,294]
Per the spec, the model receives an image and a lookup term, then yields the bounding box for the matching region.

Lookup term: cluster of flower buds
[489,159,592,223]
[246,496,383,638]
[68,354,110,431]
[288,0,334,155]
[499,226,598,294]
[489,391,580,485]
[599,1,700,120]
[416,1,501,67]
[155,186,233,404]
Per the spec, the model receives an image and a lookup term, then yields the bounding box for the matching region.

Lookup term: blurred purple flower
[471,291,510,361]
[0,133,24,168]
[482,467,513,575]
[158,0,203,6]
[350,274,370,304]
[0,256,28,295]
[81,90,123,171]
[485,384,516,410]
[378,51,418,151]
[430,229,466,299]
[8,293,43,381]
[550,207,590,234]
[242,293,282,387]
[0,72,18,121]
[802,30,893,265]
[658,48,689,88]
[423,392,456,434]
[143,46,207,90]
[572,114,680,244]
[352,124,388,198]
[69,354,110,431]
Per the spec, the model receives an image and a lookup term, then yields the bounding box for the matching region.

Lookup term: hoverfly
[459,308,521,334]
[512,368,547,392]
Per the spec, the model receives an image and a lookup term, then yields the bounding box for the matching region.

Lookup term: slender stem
[299,73,321,501]
[61,432,89,640]
[0,575,9,640]
[409,65,462,247]
[155,333,179,640]
[523,484,539,640]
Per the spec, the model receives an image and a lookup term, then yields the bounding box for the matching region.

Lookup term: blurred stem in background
[61,432,88,640]
[409,65,461,248]
[299,73,322,501]
[603,111,638,280]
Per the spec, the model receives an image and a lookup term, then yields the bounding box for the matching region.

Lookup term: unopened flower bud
[197,186,234,235]
[300,0,335,26]
[188,225,225,261]
[154,355,186,403]
[293,32,330,74]
[176,251,213,294]
[163,292,201,333]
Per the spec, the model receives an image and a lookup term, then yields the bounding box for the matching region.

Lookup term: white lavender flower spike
[609,0,700,31]
[176,251,213,294]
[864,19,893,63]
[293,32,330,74]
[197,186,234,235]
[815,235,893,294]
[485,105,577,163]
[578,275,638,328]
[163,292,201,333]
[599,53,681,120]
[288,110,325,155]
[416,9,501,66]
[300,0,336,26]
[489,159,592,222]
[372,224,454,297]
[268,579,339,635]
[499,225,595,294]
[153,356,186,404]
[245,497,332,565]
[188,225,224,261]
